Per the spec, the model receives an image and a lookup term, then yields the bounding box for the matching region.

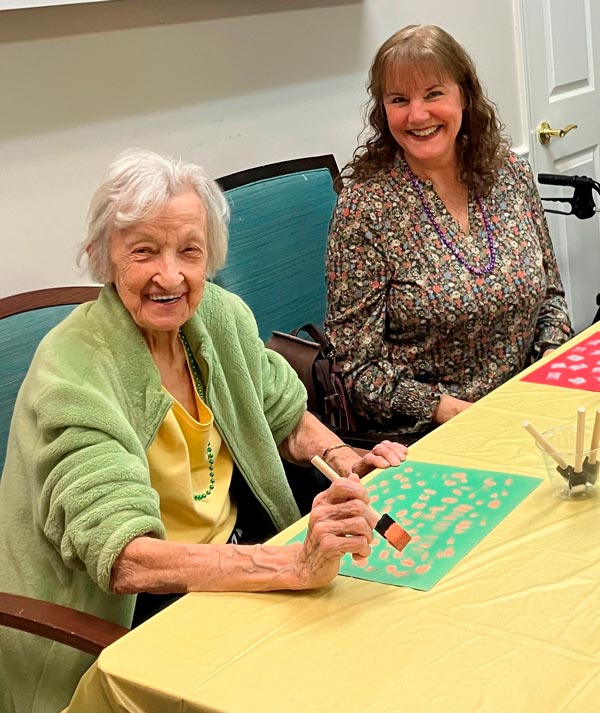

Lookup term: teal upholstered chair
[215,155,340,342]
[0,286,101,473]
[0,286,127,656]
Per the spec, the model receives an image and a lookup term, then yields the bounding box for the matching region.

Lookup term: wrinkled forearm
[278,411,362,476]
[278,412,332,463]
[111,536,309,594]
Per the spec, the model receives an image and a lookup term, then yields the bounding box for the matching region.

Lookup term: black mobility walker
[538,172,600,325]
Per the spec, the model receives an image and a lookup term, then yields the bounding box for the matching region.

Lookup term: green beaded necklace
[179,330,215,501]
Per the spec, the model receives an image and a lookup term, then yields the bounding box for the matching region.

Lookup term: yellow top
[147,388,237,545]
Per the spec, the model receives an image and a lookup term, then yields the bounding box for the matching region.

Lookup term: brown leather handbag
[265,324,357,432]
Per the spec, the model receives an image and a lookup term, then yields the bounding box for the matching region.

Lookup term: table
[65,324,600,713]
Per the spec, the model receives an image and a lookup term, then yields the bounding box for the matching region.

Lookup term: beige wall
[0,0,525,296]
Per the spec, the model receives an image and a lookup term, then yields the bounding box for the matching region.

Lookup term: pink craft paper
[521,334,600,392]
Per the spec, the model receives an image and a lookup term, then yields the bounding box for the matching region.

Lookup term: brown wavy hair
[342,25,510,196]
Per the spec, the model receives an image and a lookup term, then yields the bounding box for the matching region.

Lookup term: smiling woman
[0,148,410,713]
[109,191,209,336]
[382,76,464,183]
[325,24,573,440]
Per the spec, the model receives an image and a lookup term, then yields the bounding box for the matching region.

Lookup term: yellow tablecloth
[65,325,600,713]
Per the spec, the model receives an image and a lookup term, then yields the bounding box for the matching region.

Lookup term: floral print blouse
[325,152,573,433]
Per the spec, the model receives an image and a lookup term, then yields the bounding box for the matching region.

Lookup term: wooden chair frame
[0,593,128,656]
[0,286,101,319]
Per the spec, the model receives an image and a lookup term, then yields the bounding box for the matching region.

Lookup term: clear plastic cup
[535,423,600,501]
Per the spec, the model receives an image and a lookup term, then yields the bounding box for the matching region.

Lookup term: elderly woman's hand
[323,439,408,478]
[280,412,409,479]
[350,440,408,477]
[295,474,373,588]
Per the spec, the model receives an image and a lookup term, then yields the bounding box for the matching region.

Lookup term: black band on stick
[374,513,395,538]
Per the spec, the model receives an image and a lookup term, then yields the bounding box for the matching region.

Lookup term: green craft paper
[289,461,540,591]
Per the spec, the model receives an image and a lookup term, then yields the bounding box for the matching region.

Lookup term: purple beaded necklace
[405,162,497,276]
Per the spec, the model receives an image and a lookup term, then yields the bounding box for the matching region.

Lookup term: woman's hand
[280,411,408,477]
[295,474,373,588]
[432,393,472,425]
[324,439,408,478]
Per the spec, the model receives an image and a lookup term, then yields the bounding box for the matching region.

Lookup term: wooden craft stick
[311,455,411,552]
[574,407,586,473]
[522,420,569,470]
[588,409,600,466]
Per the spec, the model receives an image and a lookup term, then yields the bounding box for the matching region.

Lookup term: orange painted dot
[415,564,431,575]
[488,499,501,509]
[455,504,474,513]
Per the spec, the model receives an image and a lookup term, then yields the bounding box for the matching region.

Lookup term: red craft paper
[521,334,600,391]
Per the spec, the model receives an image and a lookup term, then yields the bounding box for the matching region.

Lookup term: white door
[520,0,600,332]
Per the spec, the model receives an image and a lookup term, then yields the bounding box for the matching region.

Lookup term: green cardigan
[0,283,306,713]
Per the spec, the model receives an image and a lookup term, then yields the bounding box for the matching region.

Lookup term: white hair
[78,148,229,281]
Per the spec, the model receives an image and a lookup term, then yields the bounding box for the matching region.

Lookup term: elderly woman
[326,25,573,439]
[0,148,407,713]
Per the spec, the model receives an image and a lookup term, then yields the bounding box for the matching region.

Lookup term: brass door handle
[537,121,578,145]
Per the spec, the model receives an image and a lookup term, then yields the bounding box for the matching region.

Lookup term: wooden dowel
[312,454,343,483]
[589,409,600,466]
[522,420,569,470]
[574,407,586,473]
